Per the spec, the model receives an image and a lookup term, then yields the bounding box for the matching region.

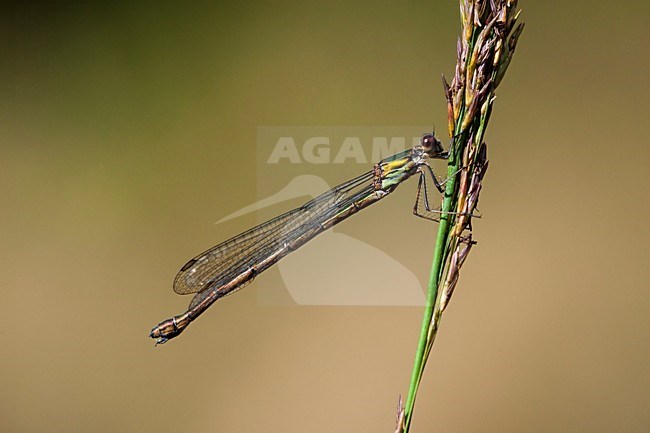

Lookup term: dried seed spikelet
[495,22,524,87]
[450,138,474,237]
[465,14,497,109]
[440,237,475,312]
[460,1,469,31]
[452,142,487,238]
[457,36,468,83]
[473,1,483,28]
[480,96,492,118]
[457,146,471,211]
[493,6,508,66]
[479,36,497,71]
[470,13,498,71]
[494,37,504,67]
[459,78,491,133]
[507,1,520,30]
[461,1,474,45]
[465,82,475,111]
[442,76,455,138]
[452,79,464,126]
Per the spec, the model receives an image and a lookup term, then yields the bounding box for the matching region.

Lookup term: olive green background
[1,1,648,432]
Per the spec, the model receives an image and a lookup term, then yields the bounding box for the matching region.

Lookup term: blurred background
[1,1,648,432]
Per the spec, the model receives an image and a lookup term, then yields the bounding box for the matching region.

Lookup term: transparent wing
[173,169,375,296]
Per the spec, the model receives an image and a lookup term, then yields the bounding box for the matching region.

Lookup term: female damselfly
[150,133,448,344]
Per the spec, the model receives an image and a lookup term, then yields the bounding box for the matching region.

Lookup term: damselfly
[150,133,448,344]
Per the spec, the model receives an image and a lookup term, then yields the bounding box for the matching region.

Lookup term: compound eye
[422,134,431,149]
[421,133,444,157]
[421,134,435,151]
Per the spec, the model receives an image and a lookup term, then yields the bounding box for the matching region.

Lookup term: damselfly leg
[413,167,444,222]
[412,164,481,223]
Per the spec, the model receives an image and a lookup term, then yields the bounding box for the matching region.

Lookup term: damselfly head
[421,133,445,159]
